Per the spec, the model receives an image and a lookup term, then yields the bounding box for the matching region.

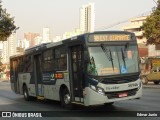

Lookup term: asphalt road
[0,80,160,120]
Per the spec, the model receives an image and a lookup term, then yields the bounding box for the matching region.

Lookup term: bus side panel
[18,73,36,97]
[10,59,19,93]
[10,75,19,94]
[18,73,23,95]
[43,78,70,101]
[10,82,15,92]
[43,85,59,100]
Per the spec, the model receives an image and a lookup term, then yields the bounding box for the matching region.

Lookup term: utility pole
[152,0,158,5]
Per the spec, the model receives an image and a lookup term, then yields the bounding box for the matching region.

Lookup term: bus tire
[141,76,148,85]
[61,88,73,109]
[23,85,31,101]
[104,102,114,106]
[154,81,159,85]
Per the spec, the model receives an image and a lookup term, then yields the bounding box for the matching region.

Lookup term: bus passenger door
[12,60,19,93]
[69,45,84,103]
[34,54,43,97]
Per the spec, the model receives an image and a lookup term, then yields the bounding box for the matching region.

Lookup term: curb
[143,85,160,89]
[0,79,9,83]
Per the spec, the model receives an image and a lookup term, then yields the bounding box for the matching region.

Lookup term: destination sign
[88,34,131,42]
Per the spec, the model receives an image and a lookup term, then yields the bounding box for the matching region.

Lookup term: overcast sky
[2,0,156,39]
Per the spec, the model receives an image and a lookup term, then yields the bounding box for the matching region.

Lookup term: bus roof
[92,30,134,34]
[25,43,50,53]
[10,53,24,59]
[11,31,135,58]
[24,33,87,54]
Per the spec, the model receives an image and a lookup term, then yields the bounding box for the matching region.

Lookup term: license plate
[118,93,128,98]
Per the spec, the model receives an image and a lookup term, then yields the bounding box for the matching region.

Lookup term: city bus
[10,31,142,109]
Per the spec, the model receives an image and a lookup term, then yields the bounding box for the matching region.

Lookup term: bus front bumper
[84,81,142,106]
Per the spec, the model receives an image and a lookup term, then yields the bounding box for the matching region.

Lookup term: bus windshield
[87,45,139,76]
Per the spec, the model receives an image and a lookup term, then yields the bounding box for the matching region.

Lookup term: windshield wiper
[101,44,114,70]
[121,48,126,68]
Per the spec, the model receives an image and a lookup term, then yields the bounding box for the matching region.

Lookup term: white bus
[10,31,142,109]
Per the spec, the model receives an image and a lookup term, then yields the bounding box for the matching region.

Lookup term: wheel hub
[24,90,27,98]
[64,94,70,104]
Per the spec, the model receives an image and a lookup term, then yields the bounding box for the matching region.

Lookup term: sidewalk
[143,82,160,89]
[0,78,9,82]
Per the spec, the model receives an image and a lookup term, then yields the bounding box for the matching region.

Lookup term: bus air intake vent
[105,88,138,99]
[101,74,139,84]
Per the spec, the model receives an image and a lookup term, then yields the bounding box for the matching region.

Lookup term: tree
[0,59,5,72]
[0,0,17,41]
[142,0,160,44]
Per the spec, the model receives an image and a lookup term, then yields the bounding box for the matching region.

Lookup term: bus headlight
[97,87,105,95]
[90,85,105,95]
[138,81,142,89]
[90,85,96,90]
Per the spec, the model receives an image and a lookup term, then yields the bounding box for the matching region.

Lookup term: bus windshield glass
[87,45,139,76]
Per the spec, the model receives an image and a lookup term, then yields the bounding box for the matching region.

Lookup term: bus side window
[23,55,32,72]
[43,49,54,72]
[55,47,67,71]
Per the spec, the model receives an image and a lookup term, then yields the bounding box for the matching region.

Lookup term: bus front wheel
[104,102,114,106]
[23,85,31,101]
[61,88,73,109]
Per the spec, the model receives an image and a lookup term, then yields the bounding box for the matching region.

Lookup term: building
[0,49,2,60]
[122,16,148,57]
[42,27,51,43]
[0,42,3,49]
[53,36,61,43]
[8,33,17,57]
[16,39,25,54]
[80,3,95,33]
[123,16,160,57]
[34,36,42,45]
[62,28,82,39]
[0,42,3,59]
[23,38,30,49]
[24,32,40,47]
[148,44,160,57]
[2,41,8,63]
[123,16,147,44]
[2,33,17,63]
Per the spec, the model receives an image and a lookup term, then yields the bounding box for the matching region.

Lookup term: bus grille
[101,74,139,84]
[106,88,138,99]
